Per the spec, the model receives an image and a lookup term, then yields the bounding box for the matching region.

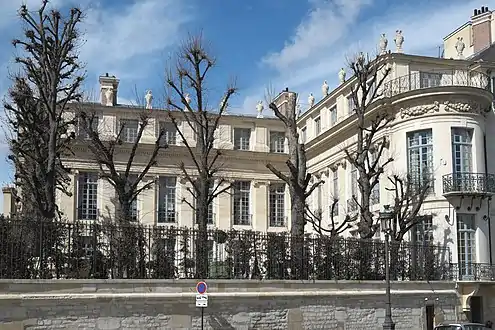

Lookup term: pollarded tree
[343,52,394,239]
[165,35,236,279]
[265,89,324,278]
[4,1,84,220]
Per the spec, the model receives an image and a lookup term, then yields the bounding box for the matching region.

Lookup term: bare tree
[4,1,84,220]
[386,174,432,242]
[307,198,355,237]
[165,35,236,278]
[343,52,394,239]
[265,89,324,278]
[76,109,167,222]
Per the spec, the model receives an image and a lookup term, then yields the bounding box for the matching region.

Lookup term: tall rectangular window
[126,174,139,221]
[120,119,139,143]
[77,172,98,220]
[457,214,476,278]
[233,128,251,150]
[370,152,380,205]
[269,183,285,227]
[158,177,176,223]
[301,127,307,143]
[314,116,321,135]
[347,95,355,114]
[78,116,98,140]
[332,170,339,216]
[159,122,177,145]
[232,181,251,225]
[348,164,358,212]
[452,128,473,174]
[269,131,285,153]
[330,106,337,125]
[414,217,433,243]
[407,129,434,192]
[419,72,442,88]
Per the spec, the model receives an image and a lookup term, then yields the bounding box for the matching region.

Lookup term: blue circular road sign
[196,281,207,294]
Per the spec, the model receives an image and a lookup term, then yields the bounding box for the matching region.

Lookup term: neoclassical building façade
[3,4,495,276]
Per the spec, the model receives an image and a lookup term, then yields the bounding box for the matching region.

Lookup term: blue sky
[0,0,490,212]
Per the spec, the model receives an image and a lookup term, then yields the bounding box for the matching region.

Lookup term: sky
[0,0,489,212]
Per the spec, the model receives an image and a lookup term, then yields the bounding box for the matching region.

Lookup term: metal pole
[201,307,204,330]
[383,231,396,330]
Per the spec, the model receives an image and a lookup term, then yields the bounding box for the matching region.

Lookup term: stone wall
[0,280,459,330]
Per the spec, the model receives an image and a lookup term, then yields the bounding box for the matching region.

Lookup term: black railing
[442,173,495,195]
[382,71,491,98]
[451,263,495,281]
[0,218,454,280]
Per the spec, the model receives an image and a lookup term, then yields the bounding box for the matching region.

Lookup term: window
[78,116,98,139]
[233,181,251,225]
[159,122,177,145]
[407,129,434,192]
[457,214,476,278]
[158,177,176,223]
[269,131,285,153]
[351,164,358,197]
[316,183,322,211]
[452,128,473,174]
[330,106,337,125]
[347,95,355,114]
[77,172,98,220]
[419,72,442,88]
[348,165,358,212]
[126,174,138,221]
[414,216,433,243]
[370,152,380,205]
[120,119,139,143]
[208,185,214,225]
[301,127,307,143]
[332,170,339,216]
[314,116,321,135]
[233,128,251,150]
[269,183,285,227]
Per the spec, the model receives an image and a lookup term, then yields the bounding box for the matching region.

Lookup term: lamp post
[380,204,396,330]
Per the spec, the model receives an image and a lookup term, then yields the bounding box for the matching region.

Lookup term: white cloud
[261,0,372,72]
[80,0,193,81]
[244,0,487,112]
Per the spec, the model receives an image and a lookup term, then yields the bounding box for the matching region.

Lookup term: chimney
[99,74,120,106]
[471,6,492,53]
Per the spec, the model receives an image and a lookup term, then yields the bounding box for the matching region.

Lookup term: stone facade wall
[0,280,459,330]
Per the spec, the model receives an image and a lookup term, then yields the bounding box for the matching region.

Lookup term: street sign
[196,281,207,294]
[196,294,208,308]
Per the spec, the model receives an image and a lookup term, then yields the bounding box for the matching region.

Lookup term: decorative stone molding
[443,100,486,115]
[179,176,189,184]
[253,180,269,188]
[399,101,439,118]
[319,168,329,177]
[330,159,347,171]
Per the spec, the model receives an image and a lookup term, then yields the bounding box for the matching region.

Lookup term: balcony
[382,70,490,98]
[442,173,495,196]
[451,263,495,281]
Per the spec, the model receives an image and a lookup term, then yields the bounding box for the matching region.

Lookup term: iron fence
[0,218,455,280]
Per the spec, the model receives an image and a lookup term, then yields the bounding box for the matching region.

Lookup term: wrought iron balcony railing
[442,172,495,195]
[382,70,490,98]
[451,263,495,281]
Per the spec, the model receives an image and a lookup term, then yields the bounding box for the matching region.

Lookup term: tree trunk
[195,179,209,279]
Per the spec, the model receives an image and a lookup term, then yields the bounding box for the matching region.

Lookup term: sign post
[195,281,208,330]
